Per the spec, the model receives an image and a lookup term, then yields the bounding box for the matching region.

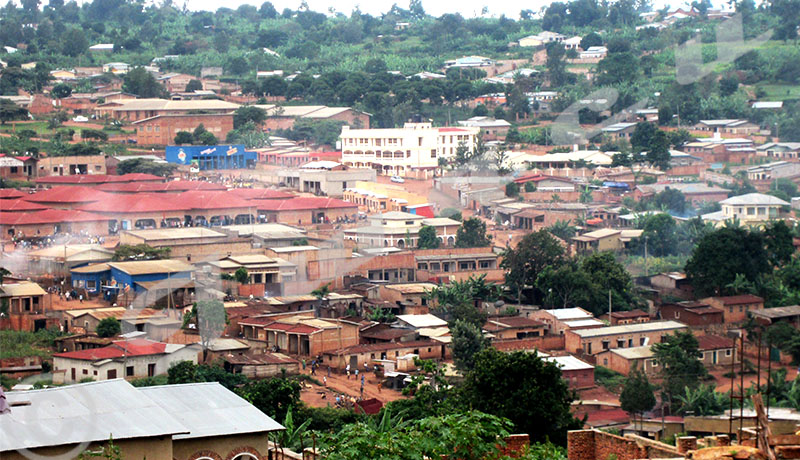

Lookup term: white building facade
[339,122,480,179]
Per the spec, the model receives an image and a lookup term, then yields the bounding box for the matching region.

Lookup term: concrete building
[694,119,760,135]
[573,228,642,254]
[633,183,730,207]
[757,142,800,160]
[255,196,358,225]
[518,32,566,47]
[750,305,800,326]
[275,161,377,197]
[702,193,789,224]
[1,379,283,460]
[119,227,251,260]
[0,209,114,240]
[606,309,650,326]
[601,122,637,140]
[35,154,109,176]
[565,320,688,355]
[344,211,460,248]
[457,116,511,138]
[697,334,736,367]
[414,247,502,280]
[342,180,431,214]
[528,307,605,336]
[202,254,297,285]
[340,122,480,178]
[52,338,200,384]
[484,316,547,340]
[701,294,764,324]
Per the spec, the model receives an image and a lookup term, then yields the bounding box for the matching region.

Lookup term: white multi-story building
[339,122,480,178]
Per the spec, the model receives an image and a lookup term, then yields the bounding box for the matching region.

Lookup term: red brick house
[701,294,764,323]
[658,301,723,327]
[132,113,234,146]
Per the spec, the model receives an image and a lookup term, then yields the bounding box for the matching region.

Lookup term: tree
[174,131,193,145]
[116,159,176,177]
[455,217,491,248]
[619,368,656,429]
[61,27,88,57]
[639,213,678,257]
[193,125,218,145]
[417,225,440,249]
[461,349,581,444]
[95,317,121,338]
[685,227,770,297]
[505,181,520,198]
[580,32,602,50]
[0,99,28,125]
[763,220,795,267]
[195,300,226,361]
[238,376,301,421]
[233,106,267,129]
[652,188,686,214]
[167,360,198,384]
[652,331,708,412]
[185,79,203,92]
[580,251,637,315]
[536,260,592,308]
[545,42,569,88]
[501,230,566,303]
[450,319,488,371]
[123,67,166,98]
[51,83,72,98]
[311,282,331,300]
[234,267,249,284]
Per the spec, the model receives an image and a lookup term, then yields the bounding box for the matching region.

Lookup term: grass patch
[756,84,800,101]
[595,365,627,392]
[0,329,68,360]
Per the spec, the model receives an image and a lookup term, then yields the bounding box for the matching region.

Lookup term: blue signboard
[165,145,257,170]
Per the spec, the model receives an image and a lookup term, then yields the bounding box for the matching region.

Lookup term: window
[739,305,744,312]
[650,359,659,367]
[126,366,134,377]
[602,340,609,350]
[603,358,608,365]
[674,311,680,318]
[726,349,732,357]
[82,369,88,375]
[640,337,646,346]
[617,339,625,348]
[431,149,436,158]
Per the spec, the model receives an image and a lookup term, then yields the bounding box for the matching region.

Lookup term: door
[349,356,358,369]
[713,351,718,364]
[148,363,156,377]
[71,368,76,381]
[107,369,117,379]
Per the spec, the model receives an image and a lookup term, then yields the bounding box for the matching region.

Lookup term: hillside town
[3,0,800,459]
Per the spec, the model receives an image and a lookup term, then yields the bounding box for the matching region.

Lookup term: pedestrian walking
[327,366,331,377]
[302,359,306,370]
[346,364,350,379]
[377,382,382,393]
[323,376,327,387]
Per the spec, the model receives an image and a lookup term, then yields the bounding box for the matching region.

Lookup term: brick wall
[135,114,234,146]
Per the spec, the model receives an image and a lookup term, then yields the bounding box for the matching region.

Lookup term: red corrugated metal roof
[696,334,734,350]
[25,186,113,204]
[256,197,356,211]
[229,188,296,200]
[0,199,47,212]
[0,209,113,225]
[0,189,25,199]
[35,174,162,185]
[438,127,469,132]
[716,294,764,305]
[97,181,226,193]
[172,191,255,210]
[53,339,168,361]
[77,193,188,213]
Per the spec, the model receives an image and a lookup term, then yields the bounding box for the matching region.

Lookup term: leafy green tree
[653,331,708,411]
[311,282,331,300]
[763,220,795,267]
[95,317,121,338]
[675,384,727,416]
[502,230,566,303]
[238,375,301,421]
[417,225,440,249]
[185,79,203,92]
[536,259,592,308]
[639,213,678,257]
[546,220,576,241]
[455,217,491,248]
[580,251,637,315]
[233,105,267,129]
[450,319,488,371]
[123,67,166,98]
[234,267,249,284]
[461,349,581,444]
[51,83,72,98]
[580,32,602,50]
[174,131,194,145]
[620,368,656,428]
[545,42,569,88]
[505,181,520,198]
[167,360,198,384]
[116,159,176,177]
[61,27,88,57]
[0,99,28,125]
[685,227,770,296]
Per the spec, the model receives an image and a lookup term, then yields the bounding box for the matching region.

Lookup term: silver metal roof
[138,382,283,439]
[571,320,687,338]
[1,379,188,452]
